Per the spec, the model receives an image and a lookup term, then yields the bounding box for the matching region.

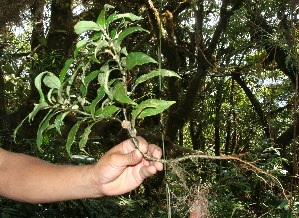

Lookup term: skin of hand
[92,136,164,197]
[0,137,163,203]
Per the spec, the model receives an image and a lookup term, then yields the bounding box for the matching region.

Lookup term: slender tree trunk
[215,81,223,177]
[225,78,235,154]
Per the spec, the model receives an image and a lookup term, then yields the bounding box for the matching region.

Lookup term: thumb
[121,149,143,166]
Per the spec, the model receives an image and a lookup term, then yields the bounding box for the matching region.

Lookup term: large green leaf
[131,99,175,127]
[74,21,101,34]
[135,69,181,87]
[79,123,95,149]
[90,86,106,119]
[43,72,61,89]
[97,4,114,28]
[80,70,100,96]
[59,58,73,82]
[126,52,157,71]
[54,111,70,134]
[98,64,118,98]
[28,101,48,122]
[95,105,120,118]
[66,120,84,156]
[35,71,49,102]
[13,115,29,142]
[106,13,143,28]
[117,26,148,42]
[74,40,88,58]
[36,110,55,149]
[112,82,136,105]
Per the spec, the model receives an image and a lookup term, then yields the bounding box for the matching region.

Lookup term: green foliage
[14,5,180,155]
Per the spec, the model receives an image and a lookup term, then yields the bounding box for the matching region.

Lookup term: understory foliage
[1,0,299,217]
[14,5,179,155]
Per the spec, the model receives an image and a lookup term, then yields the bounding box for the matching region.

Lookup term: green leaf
[74,40,88,58]
[66,120,84,156]
[135,69,181,87]
[94,40,109,57]
[54,111,70,134]
[60,58,73,82]
[74,21,101,34]
[80,70,100,96]
[35,71,49,102]
[36,110,55,150]
[90,86,106,118]
[112,82,136,105]
[117,26,148,42]
[43,72,61,89]
[132,99,175,120]
[97,7,106,29]
[106,13,143,27]
[13,115,29,142]
[95,105,120,118]
[97,64,117,97]
[76,40,88,49]
[47,88,56,104]
[28,101,48,122]
[126,52,157,71]
[96,4,114,28]
[79,123,95,149]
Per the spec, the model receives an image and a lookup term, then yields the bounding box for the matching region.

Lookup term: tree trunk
[46,0,76,74]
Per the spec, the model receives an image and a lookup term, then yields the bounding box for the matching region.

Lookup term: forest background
[0,0,299,217]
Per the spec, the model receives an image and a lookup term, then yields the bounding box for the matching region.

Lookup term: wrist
[89,164,105,198]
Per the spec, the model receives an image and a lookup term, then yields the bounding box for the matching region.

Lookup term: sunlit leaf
[97,7,106,28]
[126,52,157,71]
[43,72,61,89]
[28,101,48,122]
[74,21,101,34]
[95,105,120,118]
[135,69,181,87]
[59,58,73,82]
[106,13,142,27]
[117,26,148,42]
[35,71,49,102]
[132,99,175,120]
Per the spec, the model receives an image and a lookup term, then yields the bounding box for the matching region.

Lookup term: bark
[30,0,45,51]
[46,0,76,74]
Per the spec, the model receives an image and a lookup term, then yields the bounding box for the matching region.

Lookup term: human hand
[91,137,163,197]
